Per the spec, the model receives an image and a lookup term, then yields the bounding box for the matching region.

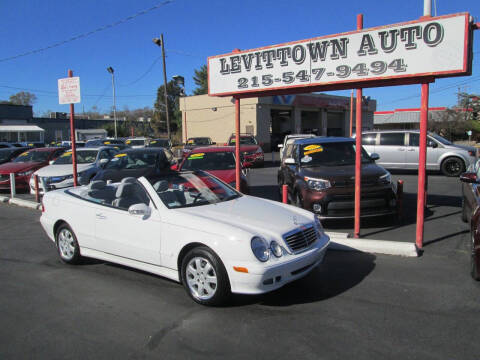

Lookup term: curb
[7,198,41,210]
[326,231,418,257]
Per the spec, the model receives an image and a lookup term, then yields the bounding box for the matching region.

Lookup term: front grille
[283,225,317,253]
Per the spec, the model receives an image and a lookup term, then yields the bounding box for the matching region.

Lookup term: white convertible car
[40,171,330,306]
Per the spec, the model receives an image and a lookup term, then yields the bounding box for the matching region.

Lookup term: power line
[0,0,174,63]
[118,56,162,87]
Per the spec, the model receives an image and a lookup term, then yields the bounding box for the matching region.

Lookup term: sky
[0,0,479,116]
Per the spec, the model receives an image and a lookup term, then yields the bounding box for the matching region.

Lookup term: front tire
[441,157,465,177]
[181,247,230,306]
[55,224,82,264]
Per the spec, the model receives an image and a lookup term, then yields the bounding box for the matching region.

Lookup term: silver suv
[360,130,477,177]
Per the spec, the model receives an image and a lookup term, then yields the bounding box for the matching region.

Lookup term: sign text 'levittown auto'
[208,13,472,96]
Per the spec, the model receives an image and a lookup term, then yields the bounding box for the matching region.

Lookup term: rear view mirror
[278,144,283,149]
[284,158,296,165]
[128,203,151,217]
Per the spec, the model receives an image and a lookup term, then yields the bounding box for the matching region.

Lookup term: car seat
[112,183,149,210]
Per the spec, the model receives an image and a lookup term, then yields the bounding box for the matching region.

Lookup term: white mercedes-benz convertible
[40,171,330,306]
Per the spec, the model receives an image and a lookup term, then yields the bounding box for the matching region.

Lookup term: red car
[225,134,264,168]
[0,147,65,190]
[173,146,249,193]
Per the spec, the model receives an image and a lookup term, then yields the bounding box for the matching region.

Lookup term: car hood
[0,161,42,174]
[95,167,156,182]
[238,145,261,153]
[174,195,314,239]
[448,143,476,153]
[300,163,388,183]
[205,169,236,184]
[35,163,93,177]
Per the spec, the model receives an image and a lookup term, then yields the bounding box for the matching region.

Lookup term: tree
[9,91,37,106]
[192,65,208,95]
[152,80,183,136]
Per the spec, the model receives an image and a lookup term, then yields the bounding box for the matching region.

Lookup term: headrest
[116,183,135,197]
[153,180,169,192]
[89,180,106,190]
[121,177,137,184]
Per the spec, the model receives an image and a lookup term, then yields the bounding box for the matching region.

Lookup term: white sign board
[208,13,471,96]
[58,77,81,104]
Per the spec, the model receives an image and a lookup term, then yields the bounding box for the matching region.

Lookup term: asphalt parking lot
[1,156,479,359]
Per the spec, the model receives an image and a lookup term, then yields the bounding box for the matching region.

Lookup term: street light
[106,66,117,138]
[153,34,171,140]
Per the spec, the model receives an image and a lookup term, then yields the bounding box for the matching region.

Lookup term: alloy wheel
[185,257,218,301]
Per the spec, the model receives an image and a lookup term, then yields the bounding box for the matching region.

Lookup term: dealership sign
[208,13,472,96]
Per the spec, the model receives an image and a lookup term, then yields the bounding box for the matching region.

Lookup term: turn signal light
[233,266,248,273]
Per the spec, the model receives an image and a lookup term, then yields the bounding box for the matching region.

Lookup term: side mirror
[128,203,151,217]
[49,160,55,165]
[284,158,296,165]
[370,153,380,161]
[460,172,478,183]
[428,141,438,148]
[278,144,283,149]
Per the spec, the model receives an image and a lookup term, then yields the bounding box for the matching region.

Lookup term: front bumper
[226,233,329,295]
[0,174,30,190]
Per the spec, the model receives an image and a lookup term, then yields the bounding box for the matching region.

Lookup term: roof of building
[0,125,44,132]
[374,107,447,125]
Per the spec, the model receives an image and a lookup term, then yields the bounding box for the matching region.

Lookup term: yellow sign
[104,141,111,145]
[19,152,29,156]
[115,153,127,158]
[189,153,205,159]
[126,140,131,144]
[304,144,323,155]
[187,140,194,144]
[150,140,157,144]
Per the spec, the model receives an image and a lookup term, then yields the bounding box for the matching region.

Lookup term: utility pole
[153,35,171,140]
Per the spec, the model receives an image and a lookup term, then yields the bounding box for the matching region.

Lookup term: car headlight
[270,240,283,258]
[17,170,34,177]
[251,236,270,262]
[379,172,391,184]
[304,176,331,191]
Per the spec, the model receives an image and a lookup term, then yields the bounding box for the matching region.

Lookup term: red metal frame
[354,14,363,239]
[208,13,471,97]
[68,70,78,187]
[235,97,241,191]
[349,90,353,137]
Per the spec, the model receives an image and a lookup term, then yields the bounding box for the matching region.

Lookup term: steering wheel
[191,190,205,204]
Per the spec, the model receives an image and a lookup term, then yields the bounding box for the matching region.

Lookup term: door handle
[95,213,106,219]
[407,149,415,152]
[398,148,405,151]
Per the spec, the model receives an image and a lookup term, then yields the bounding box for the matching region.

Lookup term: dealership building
[180,93,376,150]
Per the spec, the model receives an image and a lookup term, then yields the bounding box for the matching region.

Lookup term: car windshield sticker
[189,153,205,160]
[104,141,111,144]
[301,155,312,163]
[61,151,72,157]
[187,140,194,144]
[28,143,33,146]
[19,152,29,157]
[115,153,127,158]
[151,140,157,144]
[303,144,323,155]
[126,140,131,144]
[114,146,119,150]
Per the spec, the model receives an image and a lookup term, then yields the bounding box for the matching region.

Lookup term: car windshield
[187,138,211,146]
[429,133,452,145]
[148,171,241,209]
[182,151,236,171]
[106,152,157,169]
[53,150,98,164]
[229,136,257,145]
[13,150,50,163]
[149,139,169,147]
[299,142,372,167]
[0,149,15,162]
[126,139,145,146]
